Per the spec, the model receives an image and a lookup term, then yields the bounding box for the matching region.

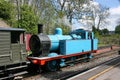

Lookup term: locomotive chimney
[38,24,43,34]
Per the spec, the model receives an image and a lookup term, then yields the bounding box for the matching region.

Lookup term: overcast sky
[95,0,120,31]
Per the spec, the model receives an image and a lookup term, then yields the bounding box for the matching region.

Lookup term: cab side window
[11,31,24,44]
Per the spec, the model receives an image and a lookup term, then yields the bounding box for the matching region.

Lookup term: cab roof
[0,27,25,32]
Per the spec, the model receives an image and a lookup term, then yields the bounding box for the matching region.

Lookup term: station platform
[94,62,120,80]
[67,57,120,80]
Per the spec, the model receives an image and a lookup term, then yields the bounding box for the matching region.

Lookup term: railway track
[22,46,120,80]
[0,63,28,80]
[0,46,119,80]
[59,53,120,80]
[67,55,120,80]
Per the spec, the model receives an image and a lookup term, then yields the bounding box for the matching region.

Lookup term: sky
[72,0,120,31]
[95,0,120,31]
[95,0,120,8]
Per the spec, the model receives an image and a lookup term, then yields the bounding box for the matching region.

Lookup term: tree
[115,24,120,34]
[0,0,16,26]
[18,4,38,34]
[78,1,109,30]
[51,0,88,24]
[96,6,109,30]
[7,0,110,34]
[50,0,89,34]
[38,0,58,34]
[101,28,109,35]
[8,0,57,34]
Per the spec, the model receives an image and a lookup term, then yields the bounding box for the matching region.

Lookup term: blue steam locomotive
[27,24,98,71]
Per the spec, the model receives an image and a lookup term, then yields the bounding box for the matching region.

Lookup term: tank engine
[27,24,98,71]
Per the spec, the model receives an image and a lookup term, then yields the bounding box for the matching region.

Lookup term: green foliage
[92,26,100,39]
[0,0,16,26]
[35,0,58,34]
[18,5,38,34]
[99,34,120,46]
[92,26,97,33]
[94,31,101,39]
[0,0,110,34]
[100,28,109,35]
[115,24,120,34]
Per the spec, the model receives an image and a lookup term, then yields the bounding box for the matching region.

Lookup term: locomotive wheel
[45,60,60,72]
